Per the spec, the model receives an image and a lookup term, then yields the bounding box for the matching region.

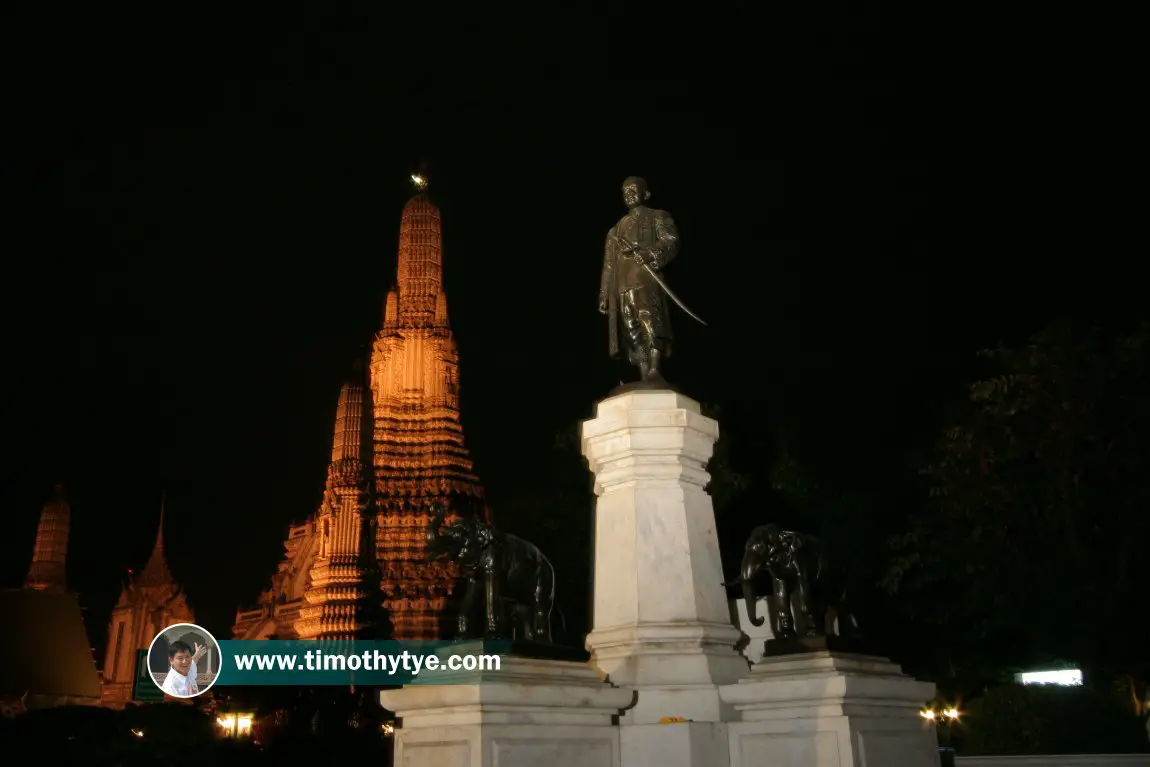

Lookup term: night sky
[1,69,1119,657]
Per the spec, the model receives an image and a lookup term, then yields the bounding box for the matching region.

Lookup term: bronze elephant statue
[425,502,557,643]
[724,524,858,640]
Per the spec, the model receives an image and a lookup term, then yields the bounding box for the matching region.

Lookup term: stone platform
[721,651,940,767]
[378,388,940,767]
[379,655,633,767]
[764,633,873,658]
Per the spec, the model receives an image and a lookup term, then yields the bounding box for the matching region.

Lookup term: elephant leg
[532,568,553,643]
[485,568,503,637]
[457,579,478,638]
[531,605,548,643]
[796,571,818,637]
[837,594,859,638]
[517,604,534,642]
[773,577,796,638]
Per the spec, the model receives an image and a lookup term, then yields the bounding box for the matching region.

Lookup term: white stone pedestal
[581,390,750,766]
[720,652,941,767]
[378,656,633,767]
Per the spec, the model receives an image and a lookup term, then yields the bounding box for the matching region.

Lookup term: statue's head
[622,176,650,209]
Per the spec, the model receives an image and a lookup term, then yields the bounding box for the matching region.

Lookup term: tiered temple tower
[294,366,379,640]
[234,180,485,641]
[6,485,103,711]
[101,502,196,707]
[370,188,485,638]
[24,484,71,593]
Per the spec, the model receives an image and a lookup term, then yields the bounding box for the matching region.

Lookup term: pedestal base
[620,720,731,767]
[379,656,633,767]
[503,641,590,662]
[764,633,870,658]
[429,639,590,664]
[720,652,940,767]
[608,376,678,397]
[582,389,752,767]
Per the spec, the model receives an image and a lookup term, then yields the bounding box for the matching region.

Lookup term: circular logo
[147,623,221,698]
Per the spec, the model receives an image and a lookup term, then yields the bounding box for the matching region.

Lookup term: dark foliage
[3,694,394,767]
[884,320,1150,696]
[952,684,1148,756]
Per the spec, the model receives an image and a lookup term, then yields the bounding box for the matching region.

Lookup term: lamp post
[921,704,961,766]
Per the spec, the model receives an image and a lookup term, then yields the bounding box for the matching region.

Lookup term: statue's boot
[645,347,662,379]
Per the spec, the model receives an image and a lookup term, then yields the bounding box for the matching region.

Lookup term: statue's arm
[648,211,680,269]
[599,228,615,307]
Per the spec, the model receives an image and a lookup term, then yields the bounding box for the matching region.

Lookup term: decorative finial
[410,173,428,191]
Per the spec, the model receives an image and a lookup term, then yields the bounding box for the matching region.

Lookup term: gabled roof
[0,589,102,700]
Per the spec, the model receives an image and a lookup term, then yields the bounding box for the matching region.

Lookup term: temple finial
[139,491,173,587]
[155,490,166,552]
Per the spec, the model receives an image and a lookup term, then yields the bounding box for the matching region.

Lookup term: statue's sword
[613,234,708,326]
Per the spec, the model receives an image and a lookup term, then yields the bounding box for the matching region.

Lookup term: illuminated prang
[234,182,484,642]
[371,188,485,639]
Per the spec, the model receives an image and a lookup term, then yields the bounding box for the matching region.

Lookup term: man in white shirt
[160,640,208,697]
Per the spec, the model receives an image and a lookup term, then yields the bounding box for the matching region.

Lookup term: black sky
[0,11,1126,654]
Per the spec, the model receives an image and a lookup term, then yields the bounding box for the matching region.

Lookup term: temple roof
[137,499,173,588]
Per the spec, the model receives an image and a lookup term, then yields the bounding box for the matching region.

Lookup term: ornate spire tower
[25,484,71,593]
[371,175,485,638]
[296,364,379,640]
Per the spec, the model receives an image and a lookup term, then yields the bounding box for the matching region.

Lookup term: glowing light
[411,174,427,190]
[920,709,936,720]
[382,721,395,736]
[216,712,254,737]
[130,728,144,737]
[1016,669,1082,686]
[943,708,960,720]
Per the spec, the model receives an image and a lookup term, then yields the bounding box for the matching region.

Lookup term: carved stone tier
[719,652,940,767]
[379,654,633,767]
[581,390,749,767]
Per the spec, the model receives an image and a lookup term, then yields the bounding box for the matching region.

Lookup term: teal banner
[214,640,513,686]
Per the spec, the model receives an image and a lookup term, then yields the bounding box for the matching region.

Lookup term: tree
[698,403,753,519]
[760,430,902,646]
[884,320,1150,692]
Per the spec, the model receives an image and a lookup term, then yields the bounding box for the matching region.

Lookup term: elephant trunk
[742,578,764,627]
[740,553,765,627]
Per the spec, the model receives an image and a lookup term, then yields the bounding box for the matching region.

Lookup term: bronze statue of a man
[598,177,681,383]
